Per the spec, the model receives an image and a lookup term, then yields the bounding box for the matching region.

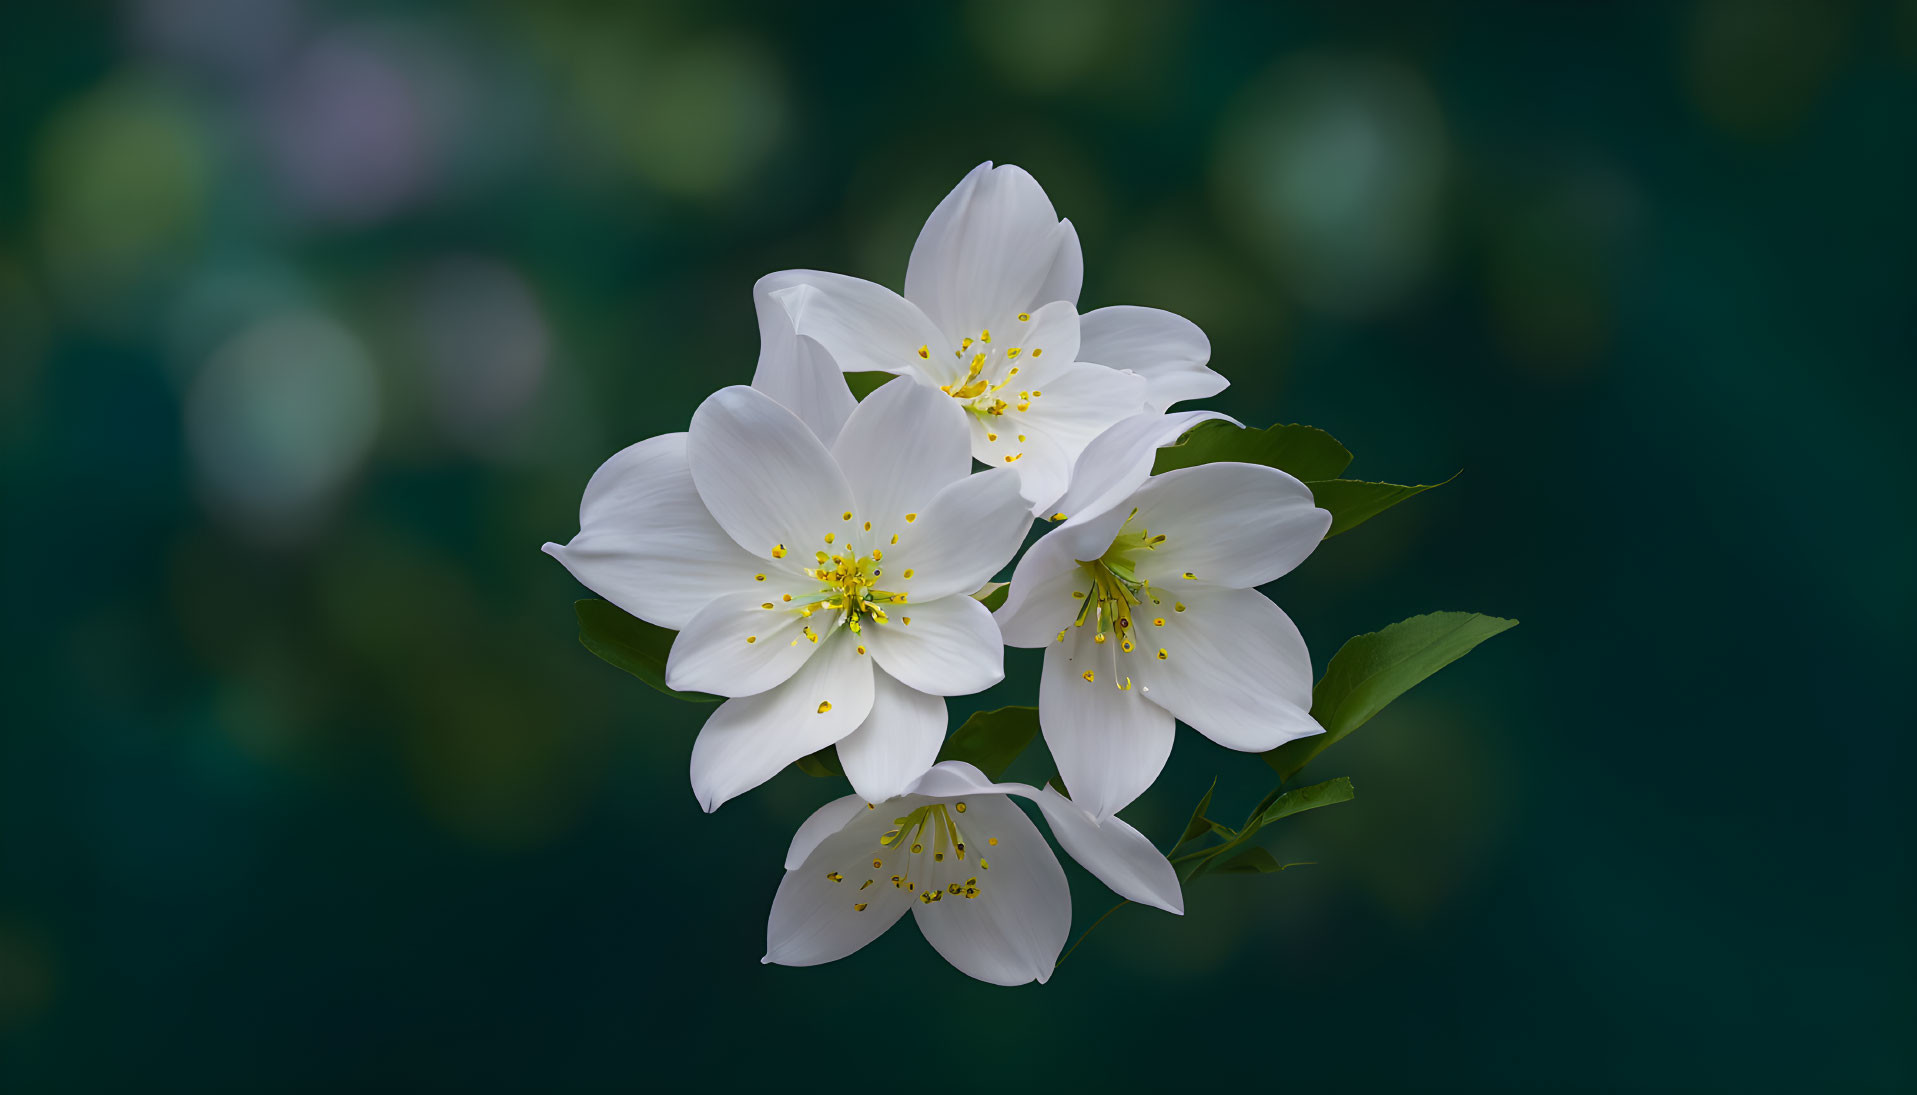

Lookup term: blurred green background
[3,0,1912,1089]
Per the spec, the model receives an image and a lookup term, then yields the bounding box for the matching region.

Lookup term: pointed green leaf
[845,371,897,400]
[1266,612,1518,780]
[1173,779,1219,850]
[1151,420,1353,482]
[936,706,1039,780]
[1306,474,1456,538]
[794,746,844,778]
[574,599,719,703]
[1212,848,1315,875]
[1256,777,1356,826]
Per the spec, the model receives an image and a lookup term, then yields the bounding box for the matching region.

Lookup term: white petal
[687,385,856,578]
[993,506,1130,647]
[863,594,1004,697]
[905,162,1082,342]
[830,375,972,546]
[765,808,912,968]
[1046,408,1236,528]
[1136,586,1321,752]
[664,591,816,698]
[972,420,1072,514]
[688,633,876,812]
[883,467,1032,602]
[1038,621,1176,820]
[1029,785,1184,915]
[836,667,948,803]
[541,433,764,629]
[1126,463,1330,589]
[1077,305,1226,412]
[751,274,857,445]
[910,794,1070,985]
[1015,360,1147,455]
[764,269,948,379]
[903,759,1006,799]
[784,793,871,870]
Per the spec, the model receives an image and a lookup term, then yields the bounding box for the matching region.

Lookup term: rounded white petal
[1136,586,1321,752]
[664,591,816,698]
[1046,408,1236,528]
[836,667,949,804]
[1077,305,1226,412]
[863,594,1004,697]
[541,433,763,629]
[1029,785,1184,915]
[829,375,972,545]
[784,793,872,871]
[909,793,1070,986]
[1127,463,1331,589]
[1015,360,1148,456]
[1038,623,1176,820]
[972,421,1072,513]
[751,274,857,445]
[883,467,1032,602]
[905,162,1083,341]
[688,385,856,578]
[766,809,912,968]
[763,268,947,378]
[688,633,876,812]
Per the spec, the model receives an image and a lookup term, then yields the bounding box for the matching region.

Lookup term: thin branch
[1054,899,1130,969]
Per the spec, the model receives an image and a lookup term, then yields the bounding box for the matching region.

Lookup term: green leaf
[973,582,1009,611]
[1152,420,1353,482]
[1266,611,1519,780]
[1256,777,1356,826]
[794,746,844,778]
[1306,474,1456,538]
[1174,778,1219,850]
[574,599,719,703]
[1212,847,1314,875]
[936,706,1039,781]
[845,371,897,400]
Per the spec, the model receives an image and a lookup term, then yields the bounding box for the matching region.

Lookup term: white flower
[757,161,1227,513]
[994,457,1333,820]
[766,761,1183,986]
[544,377,1032,811]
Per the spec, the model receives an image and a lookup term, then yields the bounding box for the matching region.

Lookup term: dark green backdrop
[3,1,1911,1090]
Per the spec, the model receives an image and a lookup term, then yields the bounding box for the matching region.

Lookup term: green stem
[1054,899,1131,969]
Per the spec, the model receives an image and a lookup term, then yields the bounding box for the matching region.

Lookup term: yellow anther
[1032,390,1042,396]
[863,521,872,531]
[872,548,883,560]
[1030,348,1042,357]
[1005,453,1022,463]
[761,602,774,610]
[1008,366,1019,377]
[890,533,899,544]
[873,859,883,868]
[960,337,973,350]
[782,593,792,602]
[1082,669,1095,682]
[854,902,868,912]
[1174,602,1187,612]
[817,700,832,713]
[1017,402,1030,412]
[905,513,917,523]
[987,433,997,441]
[746,636,757,644]
[827,872,842,882]
[1153,617,1166,626]
[918,345,930,359]
[1056,630,1067,642]
[1017,312,1030,321]
[902,616,911,625]
[902,569,914,579]
[1052,512,1068,521]
[1157,648,1169,659]
[987,837,998,846]
[771,544,786,558]
[754,573,766,581]
[980,328,991,343]
[1094,634,1107,645]
[1121,640,1134,652]
[955,802,966,813]
[1007,347,1021,359]
[856,645,866,655]
[1071,591,1085,599]
[1017,434,1026,442]
[824,532,835,544]
[1183,572,1196,580]
[804,627,818,643]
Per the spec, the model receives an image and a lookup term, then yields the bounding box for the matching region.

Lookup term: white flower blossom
[766,761,1183,986]
[757,162,1227,513]
[544,376,1032,811]
[994,451,1332,819]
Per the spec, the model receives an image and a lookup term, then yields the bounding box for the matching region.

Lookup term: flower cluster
[546,163,1509,984]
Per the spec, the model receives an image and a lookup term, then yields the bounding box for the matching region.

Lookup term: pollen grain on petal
[817,700,832,714]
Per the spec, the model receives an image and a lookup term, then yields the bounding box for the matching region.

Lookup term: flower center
[921,322,1049,421]
[1064,511,1171,686]
[827,801,997,911]
[796,545,906,637]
